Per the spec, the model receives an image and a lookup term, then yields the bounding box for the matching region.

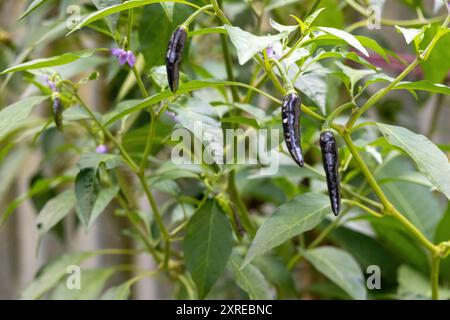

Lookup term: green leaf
[395,25,426,45]
[19,0,49,20]
[355,35,389,62]
[316,27,369,56]
[36,190,76,240]
[88,185,119,229]
[328,225,400,283]
[269,19,297,34]
[92,0,122,32]
[304,8,325,29]
[0,96,48,140]
[100,281,132,300]
[393,80,450,95]
[304,246,367,300]
[253,255,296,296]
[50,268,115,300]
[20,252,94,299]
[228,251,272,300]
[183,199,233,299]
[376,123,450,200]
[75,168,100,229]
[67,0,199,35]
[397,265,450,299]
[77,152,123,170]
[421,29,450,83]
[335,61,376,90]
[0,49,101,75]
[295,69,329,114]
[224,25,287,65]
[243,193,331,267]
[102,79,280,126]
[138,4,192,70]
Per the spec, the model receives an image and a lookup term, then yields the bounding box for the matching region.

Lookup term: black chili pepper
[166,25,188,93]
[281,91,304,167]
[52,96,63,131]
[320,130,341,216]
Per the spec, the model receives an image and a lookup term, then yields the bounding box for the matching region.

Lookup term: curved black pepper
[53,96,63,131]
[281,92,304,167]
[166,26,188,93]
[320,130,341,216]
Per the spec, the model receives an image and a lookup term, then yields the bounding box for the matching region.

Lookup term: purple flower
[265,42,283,60]
[111,48,136,67]
[42,75,57,92]
[95,144,108,154]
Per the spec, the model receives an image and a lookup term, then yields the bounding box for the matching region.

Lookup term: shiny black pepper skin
[320,131,341,216]
[281,92,304,167]
[166,26,187,93]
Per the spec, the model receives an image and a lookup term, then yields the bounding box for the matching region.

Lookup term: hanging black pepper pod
[281,91,304,167]
[52,95,63,131]
[166,25,188,93]
[320,130,341,216]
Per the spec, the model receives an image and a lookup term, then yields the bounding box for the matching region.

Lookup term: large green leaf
[228,251,272,300]
[422,29,450,83]
[77,152,123,170]
[21,252,94,299]
[100,281,132,300]
[67,0,199,35]
[316,27,369,56]
[92,0,122,32]
[376,123,450,200]
[183,199,233,299]
[102,79,280,126]
[328,225,400,283]
[0,49,101,75]
[224,25,287,65]
[243,193,331,267]
[393,80,450,95]
[0,96,48,140]
[397,265,450,299]
[88,185,119,229]
[50,268,115,300]
[75,168,100,229]
[304,246,367,300]
[19,0,50,20]
[36,190,76,241]
[138,4,192,70]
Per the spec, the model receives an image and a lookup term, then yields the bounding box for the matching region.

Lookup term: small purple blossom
[264,42,283,60]
[42,75,57,92]
[96,144,109,154]
[111,48,136,67]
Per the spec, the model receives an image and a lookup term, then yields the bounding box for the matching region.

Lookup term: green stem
[75,93,139,172]
[127,9,134,49]
[271,58,294,92]
[288,212,346,270]
[75,93,171,269]
[132,66,149,98]
[343,133,439,255]
[137,173,171,269]
[431,254,441,300]
[182,4,214,28]
[228,170,256,237]
[344,0,446,27]
[342,199,382,218]
[345,58,419,129]
[325,102,355,128]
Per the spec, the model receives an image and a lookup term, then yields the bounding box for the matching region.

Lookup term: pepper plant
[0,0,450,300]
